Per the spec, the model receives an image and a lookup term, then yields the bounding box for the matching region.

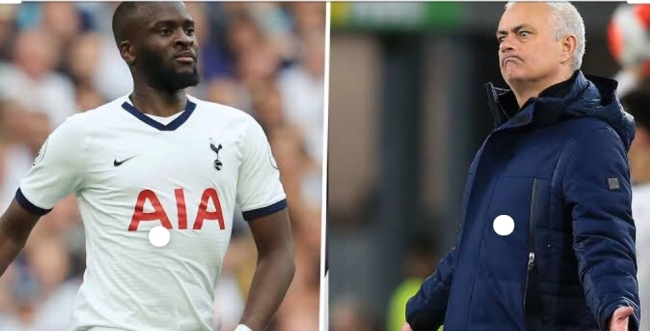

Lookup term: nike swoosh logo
[114,156,137,167]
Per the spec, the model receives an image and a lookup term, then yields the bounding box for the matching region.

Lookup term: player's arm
[235,117,296,331]
[0,199,40,276]
[239,208,294,331]
[564,127,640,330]
[0,115,84,279]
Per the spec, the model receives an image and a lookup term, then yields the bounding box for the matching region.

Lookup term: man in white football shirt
[0,2,295,331]
[621,92,650,331]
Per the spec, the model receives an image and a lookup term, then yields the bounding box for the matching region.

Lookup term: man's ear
[119,40,135,65]
[560,35,577,65]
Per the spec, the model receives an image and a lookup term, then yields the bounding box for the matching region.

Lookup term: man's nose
[499,36,515,53]
[176,31,194,46]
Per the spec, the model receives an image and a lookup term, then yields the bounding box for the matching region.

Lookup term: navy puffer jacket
[406,71,640,331]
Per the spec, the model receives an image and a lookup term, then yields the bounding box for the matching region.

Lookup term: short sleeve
[16,116,85,216]
[236,119,287,221]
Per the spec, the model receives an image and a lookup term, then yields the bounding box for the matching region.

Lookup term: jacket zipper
[523,179,538,311]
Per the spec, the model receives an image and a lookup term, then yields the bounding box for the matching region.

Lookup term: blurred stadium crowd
[0,2,324,331]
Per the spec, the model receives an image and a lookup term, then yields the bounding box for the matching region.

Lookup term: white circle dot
[493,215,514,236]
[149,226,170,247]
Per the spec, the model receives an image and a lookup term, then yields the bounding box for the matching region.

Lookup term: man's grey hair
[505,2,586,71]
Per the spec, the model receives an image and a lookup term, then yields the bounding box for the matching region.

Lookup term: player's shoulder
[188,95,259,126]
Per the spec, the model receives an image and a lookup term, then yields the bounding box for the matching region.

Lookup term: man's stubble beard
[139,48,200,92]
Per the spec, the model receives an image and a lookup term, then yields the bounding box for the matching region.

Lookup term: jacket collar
[485,70,592,131]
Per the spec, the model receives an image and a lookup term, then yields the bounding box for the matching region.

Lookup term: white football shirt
[16,95,287,331]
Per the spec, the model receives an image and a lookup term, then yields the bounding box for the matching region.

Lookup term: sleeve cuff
[241,199,287,221]
[406,295,442,331]
[15,188,52,216]
[601,298,640,331]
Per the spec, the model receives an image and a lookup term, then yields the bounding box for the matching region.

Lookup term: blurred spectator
[290,3,325,36]
[66,33,101,88]
[40,3,82,46]
[331,296,378,331]
[0,28,77,125]
[251,82,285,130]
[205,78,251,111]
[278,29,325,163]
[227,12,264,61]
[0,3,325,331]
[0,5,17,59]
[386,236,437,331]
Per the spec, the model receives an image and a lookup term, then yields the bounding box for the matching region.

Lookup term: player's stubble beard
[139,47,200,93]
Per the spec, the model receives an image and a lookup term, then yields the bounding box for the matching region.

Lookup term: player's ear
[119,40,136,65]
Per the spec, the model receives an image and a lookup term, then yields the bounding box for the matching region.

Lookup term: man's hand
[607,306,634,331]
[400,322,413,331]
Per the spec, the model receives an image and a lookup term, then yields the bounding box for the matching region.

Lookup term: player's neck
[129,86,188,117]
